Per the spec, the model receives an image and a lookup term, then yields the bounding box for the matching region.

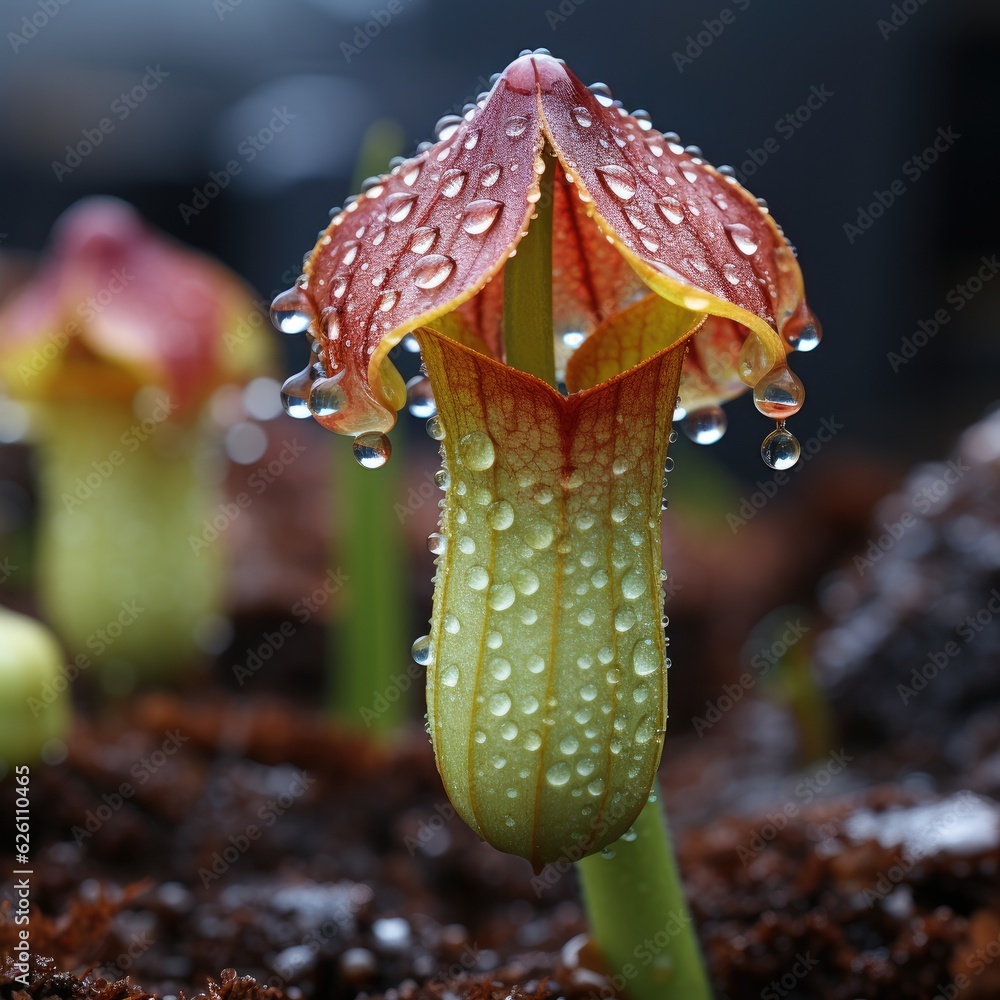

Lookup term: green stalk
[578,796,711,998]
[504,147,710,1000]
[330,120,409,733]
[503,149,557,387]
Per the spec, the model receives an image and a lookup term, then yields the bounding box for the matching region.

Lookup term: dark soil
[2,691,1000,1000]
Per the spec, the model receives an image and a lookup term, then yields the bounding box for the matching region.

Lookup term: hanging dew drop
[761,424,801,470]
[280,369,314,419]
[308,377,347,417]
[426,415,446,440]
[753,366,805,419]
[353,432,391,468]
[270,287,313,334]
[411,634,433,665]
[405,375,436,419]
[426,532,446,555]
[683,406,727,445]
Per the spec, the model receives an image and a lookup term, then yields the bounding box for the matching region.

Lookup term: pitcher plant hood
[276,51,821,867]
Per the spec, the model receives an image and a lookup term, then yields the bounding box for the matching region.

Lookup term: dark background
[0,0,997,473]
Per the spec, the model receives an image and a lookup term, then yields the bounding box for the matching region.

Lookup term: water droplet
[726,223,758,256]
[270,287,313,334]
[490,657,512,681]
[377,289,398,312]
[488,583,515,611]
[722,262,741,285]
[486,630,502,649]
[504,115,529,137]
[464,129,480,150]
[411,634,432,665]
[580,684,598,702]
[571,106,593,128]
[441,168,467,198]
[489,500,514,530]
[412,254,456,290]
[559,735,579,755]
[523,521,554,550]
[308,377,347,417]
[457,431,495,470]
[761,424,801,470]
[525,654,545,675]
[633,640,658,676]
[401,162,422,186]
[353,432,391,468]
[614,608,636,633]
[753,366,805,419]
[621,570,648,600]
[457,535,475,554]
[427,532,446,555]
[480,162,502,187]
[440,663,459,687]
[467,566,490,591]
[595,164,637,200]
[514,568,540,595]
[489,692,512,716]
[524,730,542,750]
[426,415,446,440]
[462,199,503,235]
[443,614,460,634]
[386,192,417,222]
[406,226,438,255]
[434,114,463,140]
[635,716,655,744]
[546,762,571,786]
[679,161,699,184]
[434,468,451,491]
[684,406,727,445]
[563,331,585,350]
[654,196,684,225]
[784,307,822,352]
[406,375,436,418]
[280,368,314,419]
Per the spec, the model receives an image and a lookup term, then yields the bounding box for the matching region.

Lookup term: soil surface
[2,691,1000,1000]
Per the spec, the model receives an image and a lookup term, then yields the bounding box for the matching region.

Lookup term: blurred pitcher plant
[273,51,820,999]
[0,198,274,687]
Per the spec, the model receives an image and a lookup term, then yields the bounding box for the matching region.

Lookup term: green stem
[330,118,409,734]
[503,149,557,387]
[578,796,712,999]
[331,445,408,733]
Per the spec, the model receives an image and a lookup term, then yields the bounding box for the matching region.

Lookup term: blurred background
[0,0,998,726]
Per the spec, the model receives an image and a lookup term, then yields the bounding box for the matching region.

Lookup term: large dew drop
[412,254,456,290]
[683,406,727,445]
[595,164,637,201]
[761,424,801,470]
[462,200,503,235]
[353,432,391,468]
[270,287,313,334]
[753,366,805,419]
[405,375,436,418]
[457,431,495,471]
[308,377,347,418]
[280,369,314,419]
